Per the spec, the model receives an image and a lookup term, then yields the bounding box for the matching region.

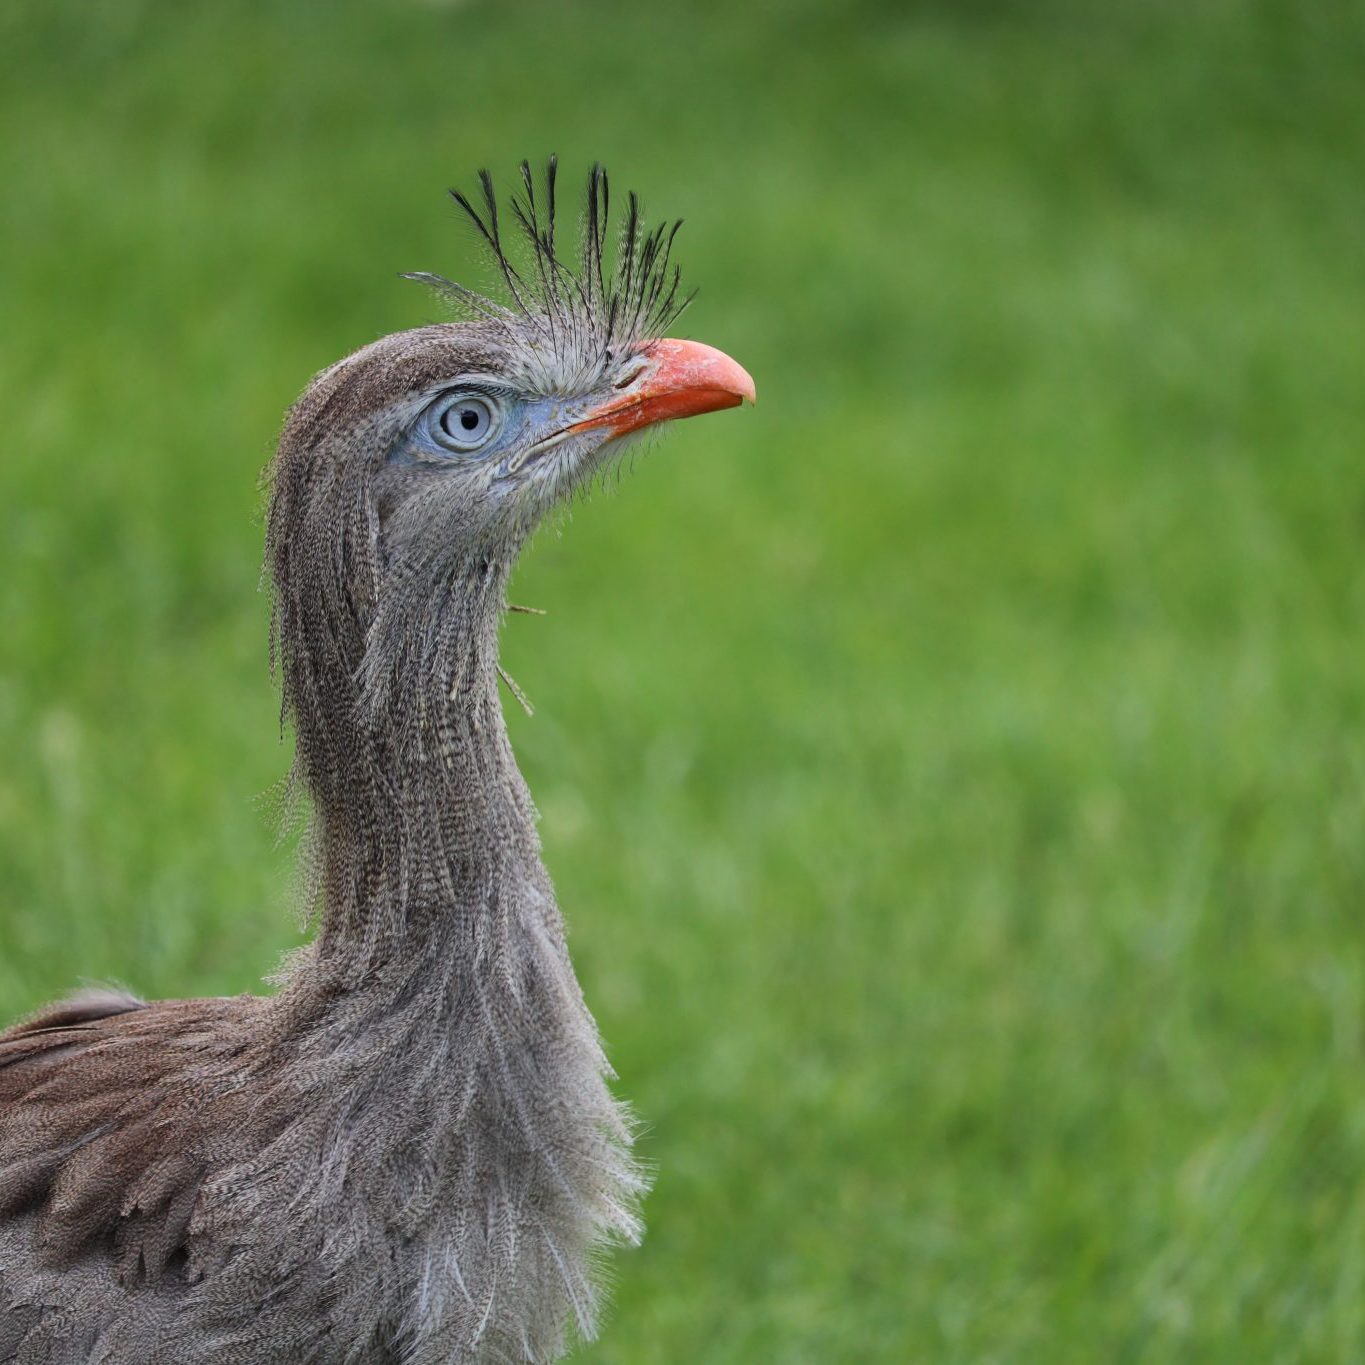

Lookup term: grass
[2,0,1364,1359]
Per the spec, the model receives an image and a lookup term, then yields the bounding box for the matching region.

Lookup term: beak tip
[729,364,757,408]
[656,338,756,410]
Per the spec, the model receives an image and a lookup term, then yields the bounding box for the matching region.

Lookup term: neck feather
[284,549,532,966]
[268,546,644,1358]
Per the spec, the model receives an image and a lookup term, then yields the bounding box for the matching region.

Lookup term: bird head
[265,162,752,779]
[361,320,754,569]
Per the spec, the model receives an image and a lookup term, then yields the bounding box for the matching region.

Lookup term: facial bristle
[403,157,695,391]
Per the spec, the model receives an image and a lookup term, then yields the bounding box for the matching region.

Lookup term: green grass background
[2,1,1363,1359]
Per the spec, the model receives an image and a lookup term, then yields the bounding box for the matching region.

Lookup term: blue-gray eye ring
[430,392,502,453]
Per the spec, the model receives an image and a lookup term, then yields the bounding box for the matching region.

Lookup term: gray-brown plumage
[0,160,754,1364]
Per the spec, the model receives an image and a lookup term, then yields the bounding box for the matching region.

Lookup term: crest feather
[404,157,695,388]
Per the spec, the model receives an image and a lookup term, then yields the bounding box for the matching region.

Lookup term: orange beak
[568,338,756,439]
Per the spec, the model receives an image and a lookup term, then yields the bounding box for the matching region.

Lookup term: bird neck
[266,552,642,1355]
[295,549,541,974]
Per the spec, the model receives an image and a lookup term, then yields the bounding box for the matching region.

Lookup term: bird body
[0,162,753,1364]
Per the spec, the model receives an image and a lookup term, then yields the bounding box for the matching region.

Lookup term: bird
[0,159,754,1365]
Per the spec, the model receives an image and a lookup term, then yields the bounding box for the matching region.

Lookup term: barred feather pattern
[0,165,685,1364]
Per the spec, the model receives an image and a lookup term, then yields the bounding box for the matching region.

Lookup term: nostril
[614,364,647,390]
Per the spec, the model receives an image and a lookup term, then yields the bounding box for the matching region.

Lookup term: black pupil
[458,407,481,431]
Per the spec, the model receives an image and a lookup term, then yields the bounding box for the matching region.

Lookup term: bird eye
[430,392,502,453]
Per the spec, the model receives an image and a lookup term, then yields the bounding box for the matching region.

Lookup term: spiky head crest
[404,157,695,394]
